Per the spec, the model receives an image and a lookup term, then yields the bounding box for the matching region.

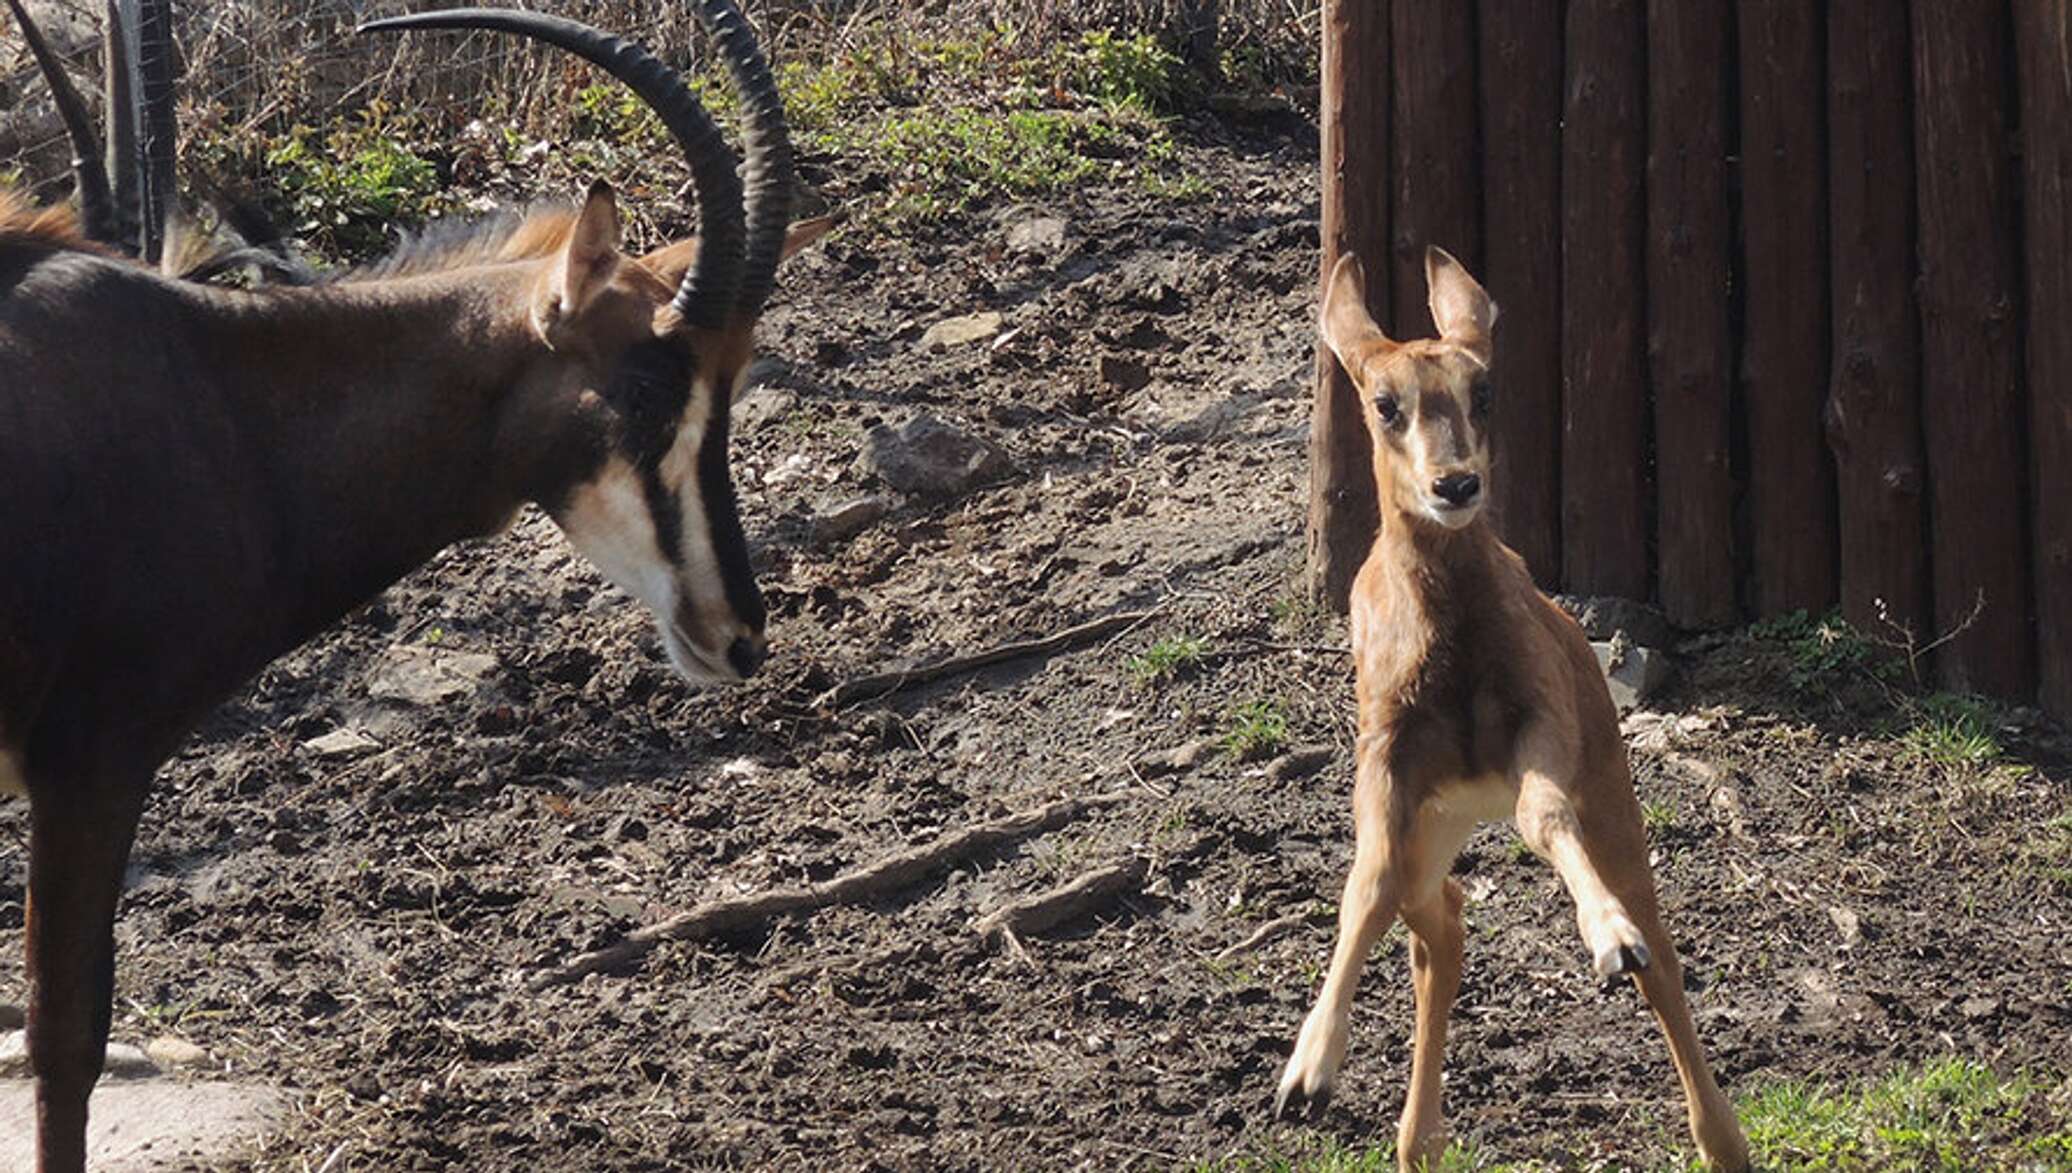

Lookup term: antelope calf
[2,5,805,1169]
[1275,249,1750,1171]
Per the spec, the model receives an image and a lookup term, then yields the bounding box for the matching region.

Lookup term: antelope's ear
[636,215,838,290]
[1425,245,1496,363]
[1321,253,1395,377]
[536,180,622,343]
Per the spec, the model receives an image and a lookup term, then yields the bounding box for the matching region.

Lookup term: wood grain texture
[1647,0,1737,626]
[1307,0,1390,612]
[1561,0,1650,599]
[1911,0,2034,695]
[1477,0,1564,586]
[1826,0,1929,648]
[1389,0,1481,339]
[2016,2,2072,719]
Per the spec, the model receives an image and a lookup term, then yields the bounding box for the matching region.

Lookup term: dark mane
[328,203,577,283]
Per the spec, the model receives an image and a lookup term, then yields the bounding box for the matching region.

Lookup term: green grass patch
[1222,699,1289,761]
[258,103,448,258]
[1193,1135,1531,1172]
[1897,693,2003,768]
[1750,608,1895,693]
[1128,635,1210,684]
[1738,1059,2072,1171]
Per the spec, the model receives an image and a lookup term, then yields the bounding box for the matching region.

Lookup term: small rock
[1098,353,1152,393]
[1708,783,1751,840]
[146,1035,212,1069]
[1593,637,1674,714]
[918,311,1004,350]
[301,727,380,760]
[1132,738,1213,779]
[0,1030,24,1077]
[1267,745,1334,783]
[367,645,498,707]
[1006,214,1067,254]
[1558,595,1679,649]
[102,1042,158,1079]
[811,495,892,544]
[1961,995,2001,1020]
[732,384,797,434]
[860,415,1013,499]
[0,1003,21,1030]
[1827,905,1862,949]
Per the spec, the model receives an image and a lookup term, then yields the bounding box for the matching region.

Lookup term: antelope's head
[363,3,798,684]
[1321,247,1498,532]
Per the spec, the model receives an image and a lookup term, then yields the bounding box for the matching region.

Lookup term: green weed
[572,82,666,146]
[1737,1059,2072,1171]
[1222,699,1289,761]
[1061,30,1188,112]
[261,104,446,258]
[1194,1135,1534,1172]
[1898,693,2003,768]
[1641,797,1679,837]
[1128,635,1209,684]
[1750,608,1892,693]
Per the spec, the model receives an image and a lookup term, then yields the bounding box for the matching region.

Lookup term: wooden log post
[2016,4,2072,720]
[1825,0,1928,646]
[1388,1,1480,338]
[1739,1,1836,616]
[1911,1,2034,697]
[1478,0,1564,587]
[1561,0,1650,600]
[1646,0,1736,627]
[1306,0,1389,612]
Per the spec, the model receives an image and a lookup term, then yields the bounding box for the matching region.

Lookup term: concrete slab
[0,1078,290,1171]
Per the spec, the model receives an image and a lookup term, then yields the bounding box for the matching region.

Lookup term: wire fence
[3,0,1316,205]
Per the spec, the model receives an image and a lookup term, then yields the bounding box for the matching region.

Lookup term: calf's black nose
[1433,472,1482,506]
[727,635,768,678]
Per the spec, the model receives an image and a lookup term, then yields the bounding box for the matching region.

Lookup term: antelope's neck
[208,272,546,642]
[1351,507,1501,697]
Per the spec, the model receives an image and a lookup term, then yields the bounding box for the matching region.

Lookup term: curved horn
[104,0,143,253]
[136,0,178,264]
[4,0,119,243]
[692,0,794,320]
[357,10,745,332]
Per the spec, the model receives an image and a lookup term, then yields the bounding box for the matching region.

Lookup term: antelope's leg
[1395,876,1465,1173]
[26,783,147,1173]
[1275,763,1407,1117]
[1513,761,1652,979]
[1623,890,1750,1170]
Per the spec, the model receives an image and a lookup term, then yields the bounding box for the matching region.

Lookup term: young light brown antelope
[1,5,813,1169]
[1274,249,1749,1171]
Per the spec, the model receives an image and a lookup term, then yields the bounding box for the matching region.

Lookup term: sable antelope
[1,3,801,1168]
[5,0,306,282]
[1274,251,1750,1171]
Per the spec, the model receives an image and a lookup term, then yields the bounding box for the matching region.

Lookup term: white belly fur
[1428,774,1515,823]
[0,746,24,800]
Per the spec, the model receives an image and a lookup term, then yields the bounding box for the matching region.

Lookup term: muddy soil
[4,110,2070,1172]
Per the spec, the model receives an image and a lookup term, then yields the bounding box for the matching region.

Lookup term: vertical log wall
[1306,0,2069,721]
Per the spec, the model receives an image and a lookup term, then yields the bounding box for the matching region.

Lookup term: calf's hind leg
[1394,876,1465,1172]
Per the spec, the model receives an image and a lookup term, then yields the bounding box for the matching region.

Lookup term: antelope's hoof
[1274,1079,1332,1122]
[1594,939,1651,980]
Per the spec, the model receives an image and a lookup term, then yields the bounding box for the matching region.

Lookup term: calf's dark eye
[1375,393,1401,424]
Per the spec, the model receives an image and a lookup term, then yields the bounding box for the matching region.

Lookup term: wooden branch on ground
[972,855,1148,942]
[1214,912,1310,962]
[529,791,1135,990]
[813,610,1158,708]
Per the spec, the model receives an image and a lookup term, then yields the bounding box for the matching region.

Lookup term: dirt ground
[4,108,2070,1172]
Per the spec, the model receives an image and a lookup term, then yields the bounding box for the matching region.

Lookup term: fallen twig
[972,855,1149,941]
[1213,912,1310,962]
[530,790,1134,990]
[813,610,1159,708]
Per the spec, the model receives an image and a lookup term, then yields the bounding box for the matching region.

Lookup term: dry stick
[530,790,1134,990]
[971,855,1149,941]
[813,610,1159,709]
[1213,912,1310,963]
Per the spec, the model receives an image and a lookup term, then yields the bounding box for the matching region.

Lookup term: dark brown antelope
[1274,250,1750,1171]
[1,4,802,1168]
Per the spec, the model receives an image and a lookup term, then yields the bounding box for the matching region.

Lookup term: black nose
[1433,472,1482,506]
[727,635,767,678]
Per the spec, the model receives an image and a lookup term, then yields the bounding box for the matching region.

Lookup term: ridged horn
[693,0,794,320]
[136,0,177,263]
[4,0,119,242]
[104,0,142,253]
[356,9,745,332]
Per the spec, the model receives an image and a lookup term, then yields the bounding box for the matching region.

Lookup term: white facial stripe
[1,746,25,800]
[657,380,732,625]
[556,460,677,618]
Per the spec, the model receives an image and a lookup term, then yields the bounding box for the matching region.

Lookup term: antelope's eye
[1471,379,1493,416]
[1374,393,1402,424]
